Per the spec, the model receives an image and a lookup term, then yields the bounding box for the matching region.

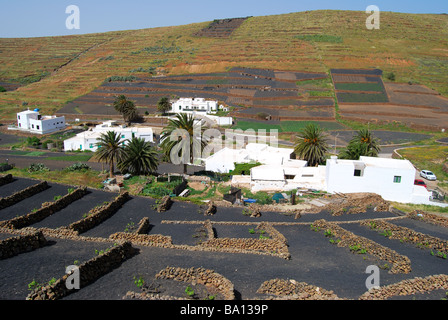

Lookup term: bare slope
[0,10,447,120]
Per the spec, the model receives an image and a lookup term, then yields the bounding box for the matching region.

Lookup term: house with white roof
[13,109,66,134]
[63,121,154,152]
[204,143,299,174]
[171,98,219,114]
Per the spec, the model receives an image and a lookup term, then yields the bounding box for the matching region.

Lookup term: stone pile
[359,274,448,300]
[204,201,217,216]
[156,195,173,212]
[0,230,47,260]
[0,181,49,210]
[312,219,411,273]
[135,217,150,234]
[296,193,390,217]
[155,266,235,300]
[257,279,342,300]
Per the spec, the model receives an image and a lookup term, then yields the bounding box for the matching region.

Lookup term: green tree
[340,129,381,159]
[118,137,159,175]
[294,123,328,166]
[160,113,206,174]
[157,96,171,114]
[113,95,139,125]
[94,131,126,178]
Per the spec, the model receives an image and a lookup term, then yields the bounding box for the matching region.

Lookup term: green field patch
[233,120,344,133]
[46,154,93,162]
[336,92,389,103]
[335,82,385,92]
[294,34,343,43]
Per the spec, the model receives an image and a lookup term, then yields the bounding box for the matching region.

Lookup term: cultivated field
[1,176,448,301]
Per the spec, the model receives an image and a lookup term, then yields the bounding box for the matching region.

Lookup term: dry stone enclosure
[1,175,448,300]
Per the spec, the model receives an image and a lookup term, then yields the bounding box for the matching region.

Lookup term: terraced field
[1,175,448,301]
[1,10,447,124]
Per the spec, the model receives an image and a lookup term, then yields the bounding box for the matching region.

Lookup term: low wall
[312,219,411,274]
[0,230,47,260]
[0,186,88,229]
[66,192,130,234]
[26,241,137,300]
[0,174,13,186]
[0,181,49,210]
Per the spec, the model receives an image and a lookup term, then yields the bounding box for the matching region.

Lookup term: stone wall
[257,279,341,300]
[360,219,448,254]
[0,174,13,186]
[26,241,137,300]
[0,186,88,229]
[0,230,47,260]
[66,192,130,234]
[155,267,235,300]
[312,219,411,274]
[0,181,49,210]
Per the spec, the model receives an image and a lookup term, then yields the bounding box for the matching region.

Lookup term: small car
[414,179,427,188]
[420,170,437,181]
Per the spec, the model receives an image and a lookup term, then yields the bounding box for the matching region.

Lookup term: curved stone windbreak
[0,181,49,210]
[312,219,411,274]
[0,186,88,229]
[155,267,235,300]
[359,274,448,300]
[26,241,137,300]
[0,230,47,260]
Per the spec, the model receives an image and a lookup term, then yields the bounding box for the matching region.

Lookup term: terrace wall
[0,230,47,260]
[0,181,49,210]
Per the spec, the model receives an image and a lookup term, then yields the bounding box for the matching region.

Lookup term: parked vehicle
[420,170,437,181]
[414,179,427,188]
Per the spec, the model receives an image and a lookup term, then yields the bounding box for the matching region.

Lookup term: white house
[325,156,434,205]
[14,109,66,134]
[64,121,154,152]
[171,98,219,114]
[204,143,299,174]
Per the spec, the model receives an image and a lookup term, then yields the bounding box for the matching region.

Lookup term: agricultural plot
[57,68,336,123]
[193,17,250,38]
[1,176,448,301]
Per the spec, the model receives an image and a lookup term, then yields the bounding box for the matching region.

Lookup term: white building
[14,110,66,134]
[325,156,436,205]
[204,143,300,174]
[171,98,219,114]
[64,121,154,152]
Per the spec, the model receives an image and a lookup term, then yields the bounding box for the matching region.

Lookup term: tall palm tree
[118,137,159,175]
[160,113,206,174]
[113,95,139,125]
[294,123,329,167]
[157,96,172,115]
[94,131,126,178]
[351,128,381,157]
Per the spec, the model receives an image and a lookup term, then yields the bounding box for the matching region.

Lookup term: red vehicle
[414,179,427,188]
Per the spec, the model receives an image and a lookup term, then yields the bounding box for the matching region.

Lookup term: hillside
[0,10,447,121]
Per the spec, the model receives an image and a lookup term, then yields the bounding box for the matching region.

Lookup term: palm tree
[94,131,126,178]
[118,137,159,175]
[351,128,381,157]
[113,95,139,125]
[160,113,206,174]
[339,128,381,159]
[157,96,172,115]
[294,123,329,167]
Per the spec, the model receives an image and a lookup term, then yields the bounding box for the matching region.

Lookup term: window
[89,144,94,148]
[18,115,20,120]
[354,169,362,177]
[36,125,40,130]
[121,135,125,139]
[393,176,402,183]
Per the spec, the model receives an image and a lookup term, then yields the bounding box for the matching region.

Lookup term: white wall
[326,157,416,203]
